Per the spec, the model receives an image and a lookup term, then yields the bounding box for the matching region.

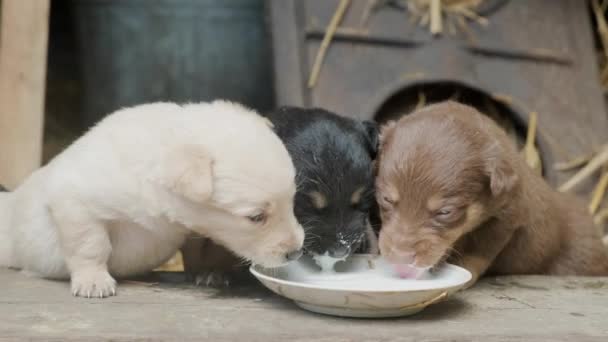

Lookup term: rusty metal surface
[268,0,608,187]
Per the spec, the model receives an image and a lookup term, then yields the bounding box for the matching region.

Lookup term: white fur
[0,100,304,298]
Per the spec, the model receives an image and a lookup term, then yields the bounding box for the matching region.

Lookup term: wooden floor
[0,269,606,341]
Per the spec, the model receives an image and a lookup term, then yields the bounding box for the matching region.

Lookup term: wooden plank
[269,0,307,107]
[0,0,50,189]
[0,269,607,341]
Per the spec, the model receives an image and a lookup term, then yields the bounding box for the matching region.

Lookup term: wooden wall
[0,0,50,189]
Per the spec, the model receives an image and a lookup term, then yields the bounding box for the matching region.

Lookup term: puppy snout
[380,235,416,264]
[280,224,304,254]
[285,248,303,261]
[392,249,416,264]
[328,244,351,258]
[293,223,305,249]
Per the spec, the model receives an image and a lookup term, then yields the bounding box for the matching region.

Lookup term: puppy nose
[328,245,351,258]
[393,249,416,264]
[285,249,303,261]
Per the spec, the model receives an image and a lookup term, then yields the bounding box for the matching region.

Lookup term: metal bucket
[72,0,273,128]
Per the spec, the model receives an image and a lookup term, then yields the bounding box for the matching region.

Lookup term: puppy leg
[153,145,213,203]
[365,221,379,255]
[456,219,515,289]
[50,200,116,298]
[181,237,243,287]
[181,235,206,275]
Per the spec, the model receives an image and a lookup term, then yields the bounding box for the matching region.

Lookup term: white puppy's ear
[261,117,275,129]
[154,145,214,202]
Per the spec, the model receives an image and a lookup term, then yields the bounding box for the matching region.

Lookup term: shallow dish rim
[249,254,472,293]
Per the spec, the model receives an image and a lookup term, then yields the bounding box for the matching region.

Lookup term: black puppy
[265,107,379,259]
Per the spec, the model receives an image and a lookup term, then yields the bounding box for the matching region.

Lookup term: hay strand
[308,0,351,88]
[554,152,595,171]
[592,0,608,90]
[406,0,487,36]
[593,0,608,61]
[123,280,159,286]
[589,170,608,214]
[430,0,442,34]
[154,251,184,272]
[456,15,477,44]
[521,111,542,175]
[559,144,608,192]
[466,45,572,65]
[595,207,608,226]
[360,0,376,26]
[415,91,427,109]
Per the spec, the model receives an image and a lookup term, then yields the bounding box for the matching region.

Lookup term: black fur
[265,107,379,258]
[0,184,7,192]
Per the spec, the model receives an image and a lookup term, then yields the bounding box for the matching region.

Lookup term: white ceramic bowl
[250,254,471,318]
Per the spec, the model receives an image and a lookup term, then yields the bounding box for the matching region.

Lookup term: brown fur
[376,101,608,287]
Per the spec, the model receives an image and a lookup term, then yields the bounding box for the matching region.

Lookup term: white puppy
[0,100,304,298]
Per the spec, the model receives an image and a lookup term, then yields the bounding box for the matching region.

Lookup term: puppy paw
[194,271,231,288]
[71,270,117,298]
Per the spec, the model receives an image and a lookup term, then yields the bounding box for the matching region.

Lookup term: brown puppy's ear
[483,143,518,197]
[379,120,397,146]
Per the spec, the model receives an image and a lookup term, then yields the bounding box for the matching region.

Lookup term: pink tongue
[393,264,424,279]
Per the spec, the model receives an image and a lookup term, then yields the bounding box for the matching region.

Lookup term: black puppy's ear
[361,120,379,159]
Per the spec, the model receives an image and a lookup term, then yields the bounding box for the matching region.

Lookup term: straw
[521,111,542,175]
[308,0,351,88]
[559,144,608,192]
[554,152,595,171]
[589,170,608,214]
[405,0,487,36]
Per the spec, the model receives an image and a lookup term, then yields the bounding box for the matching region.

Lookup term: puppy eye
[247,212,267,224]
[433,206,462,224]
[437,208,452,216]
[381,195,396,206]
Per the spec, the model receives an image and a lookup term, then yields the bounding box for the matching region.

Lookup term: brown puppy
[376,101,608,286]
